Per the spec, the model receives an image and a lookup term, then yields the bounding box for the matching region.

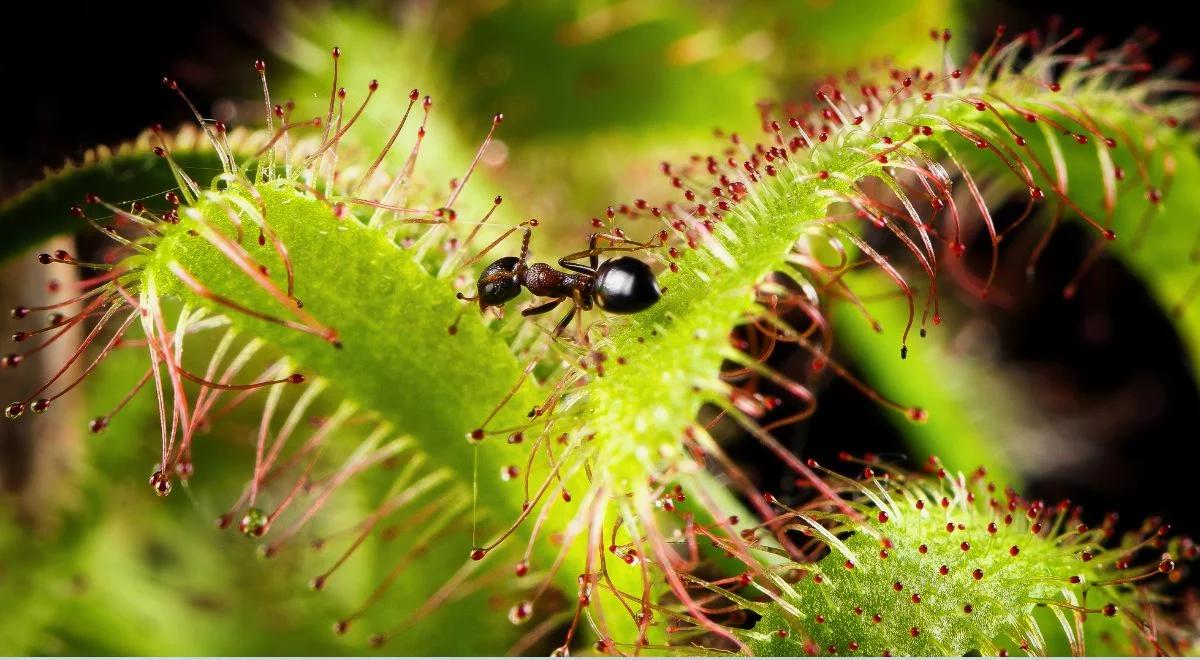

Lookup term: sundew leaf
[832,120,1200,520]
[0,129,240,262]
[737,462,1184,656]
[0,342,521,655]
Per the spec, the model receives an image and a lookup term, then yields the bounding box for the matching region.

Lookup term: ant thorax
[521,263,592,305]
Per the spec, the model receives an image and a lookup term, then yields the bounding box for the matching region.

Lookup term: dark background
[3,0,1196,529]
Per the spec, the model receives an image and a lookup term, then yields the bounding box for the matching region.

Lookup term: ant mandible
[458,223,664,339]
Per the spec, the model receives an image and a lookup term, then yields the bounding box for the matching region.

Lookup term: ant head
[476,256,523,311]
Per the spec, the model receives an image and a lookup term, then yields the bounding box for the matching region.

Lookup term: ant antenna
[457,220,538,272]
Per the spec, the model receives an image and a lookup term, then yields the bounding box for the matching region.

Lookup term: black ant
[457,223,664,339]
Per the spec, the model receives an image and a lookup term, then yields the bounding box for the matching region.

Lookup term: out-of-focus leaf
[1104,147,1200,378]
[832,271,1020,486]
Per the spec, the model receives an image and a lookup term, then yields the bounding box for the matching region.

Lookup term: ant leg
[571,290,590,346]
[559,261,596,276]
[551,306,577,338]
[458,222,535,272]
[521,297,564,317]
[586,232,601,270]
[557,231,665,271]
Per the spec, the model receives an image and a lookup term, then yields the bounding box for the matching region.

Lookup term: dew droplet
[508,600,533,625]
[149,470,172,497]
[239,507,268,538]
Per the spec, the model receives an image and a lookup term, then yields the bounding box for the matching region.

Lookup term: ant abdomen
[593,256,660,314]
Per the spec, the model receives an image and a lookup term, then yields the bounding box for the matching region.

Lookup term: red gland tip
[470,548,487,561]
[288,373,305,384]
[254,59,266,73]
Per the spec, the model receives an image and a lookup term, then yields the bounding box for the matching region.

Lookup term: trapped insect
[458,224,665,338]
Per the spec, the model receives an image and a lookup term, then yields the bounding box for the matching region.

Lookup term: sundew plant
[1,6,1199,657]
